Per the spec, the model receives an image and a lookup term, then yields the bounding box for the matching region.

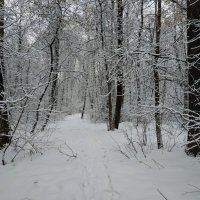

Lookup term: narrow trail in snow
[0,114,200,200]
[0,114,121,200]
[56,115,120,200]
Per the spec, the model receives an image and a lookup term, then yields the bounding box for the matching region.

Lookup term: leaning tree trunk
[41,33,60,131]
[114,0,124,129]
[0,0,10,148]
[154,0,163,149]
[31,33,59,134]
[186,0,200,156]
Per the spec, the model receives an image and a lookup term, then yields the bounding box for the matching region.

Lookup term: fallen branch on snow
[58,142,77,160]
[157,189,168,200]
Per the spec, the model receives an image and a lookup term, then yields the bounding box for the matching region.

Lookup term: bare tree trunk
[81,67,88,119]
[31,36,57,133]
[135,0,144,125]
[41,33,60,131]
[0,0,9,148]
[97,0,113,130]
[136,0,144,107]
[114,0,124,129]
[186,0,200,156]
[154,0,163,149]
[16,11,23,85]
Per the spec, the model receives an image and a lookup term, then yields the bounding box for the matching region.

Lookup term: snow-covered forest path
[0,114,200,200]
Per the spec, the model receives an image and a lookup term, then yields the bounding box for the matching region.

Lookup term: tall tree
[135,0,144,123]
[186,0,200,156]
[0,0,9,148]
[154,0,163,149]
[41,14,61,131]
[97,0,113,130]
[114,0,124,129]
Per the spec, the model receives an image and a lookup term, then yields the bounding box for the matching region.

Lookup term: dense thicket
[0,0,200,163]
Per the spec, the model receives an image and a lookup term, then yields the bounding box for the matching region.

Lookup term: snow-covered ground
[0,114,200,200]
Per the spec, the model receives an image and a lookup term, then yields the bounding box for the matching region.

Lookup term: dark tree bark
[154,0,163,149]
[41,33,60,131]
[81,63,87,119]
[136,0,144,106]
[186,0,200,156]
[16,12,23,86]
[114,0,124,129]
[135,0,144,125]
[31,34,58,133]
[97,0,113,130]
[0,0,9,148]
[81,90,87,119]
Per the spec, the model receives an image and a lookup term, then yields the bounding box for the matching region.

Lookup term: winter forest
[0,0,200,199]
